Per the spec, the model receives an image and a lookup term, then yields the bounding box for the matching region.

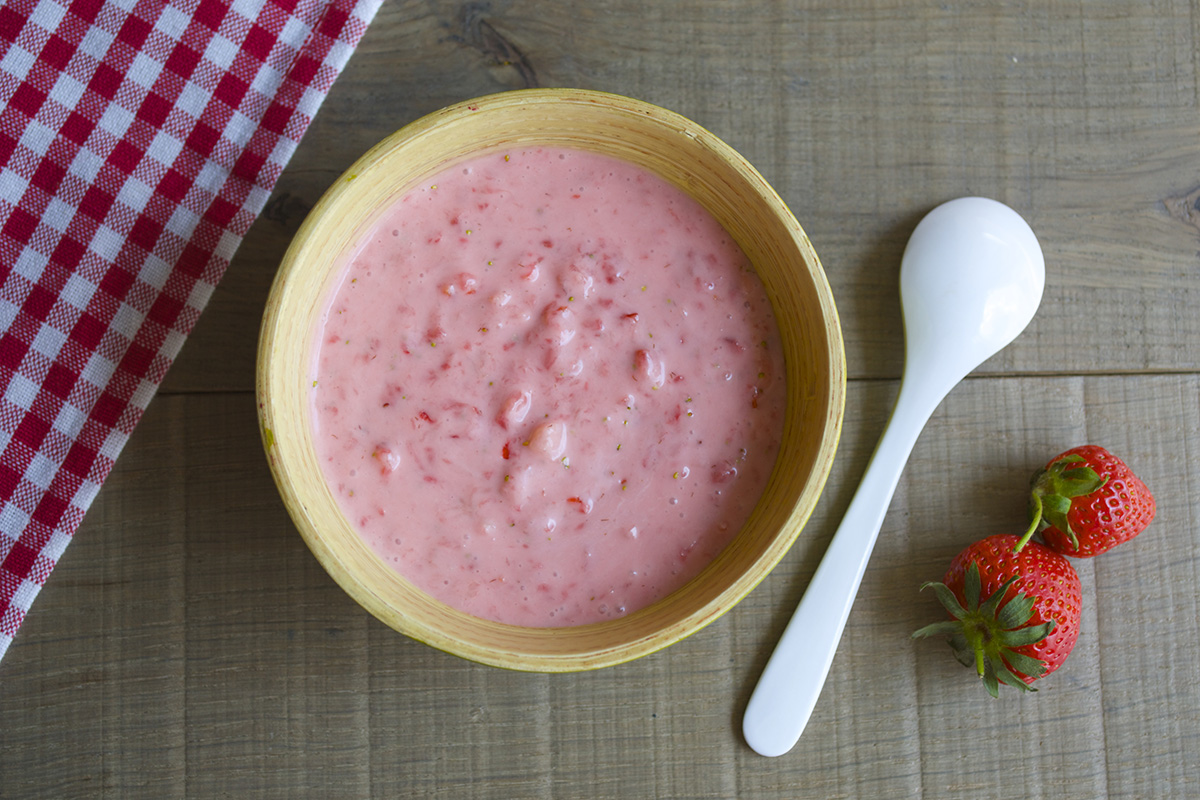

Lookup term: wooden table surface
[4,1,1199,797]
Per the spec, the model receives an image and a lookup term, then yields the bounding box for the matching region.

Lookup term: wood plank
[3,374,1197,797]
[177,396,375,797]
[162,0,1200,394]
[0,397,188,798]
[1084,376,1200,799]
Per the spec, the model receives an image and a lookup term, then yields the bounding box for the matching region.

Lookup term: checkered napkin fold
[0,0,381,662]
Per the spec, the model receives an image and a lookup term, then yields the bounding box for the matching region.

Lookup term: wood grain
[3,376,1197,798]
[4,0,1200,797]
[163,0,1200,393]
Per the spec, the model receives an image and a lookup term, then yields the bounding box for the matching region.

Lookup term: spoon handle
[742,383,940,757]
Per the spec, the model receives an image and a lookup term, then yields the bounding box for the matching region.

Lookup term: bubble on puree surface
[310,147,786,627]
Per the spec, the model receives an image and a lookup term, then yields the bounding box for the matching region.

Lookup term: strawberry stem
[968,628,986,676]
[1014,491,1042,552]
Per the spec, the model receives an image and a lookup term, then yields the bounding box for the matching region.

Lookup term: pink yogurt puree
[310,146,786,627]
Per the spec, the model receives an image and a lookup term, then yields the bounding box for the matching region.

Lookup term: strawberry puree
[310,147,786,627]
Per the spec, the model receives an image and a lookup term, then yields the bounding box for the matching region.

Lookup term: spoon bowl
[900,197,1045,392]
[742,197,1045,757]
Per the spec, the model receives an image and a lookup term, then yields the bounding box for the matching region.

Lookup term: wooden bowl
[256,89,845,671]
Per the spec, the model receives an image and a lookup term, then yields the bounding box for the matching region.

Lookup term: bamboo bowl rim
[256,88,845,672]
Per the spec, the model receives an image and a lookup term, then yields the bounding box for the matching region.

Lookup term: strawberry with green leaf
[1021,445,1155,558]
[913,534,1081,697]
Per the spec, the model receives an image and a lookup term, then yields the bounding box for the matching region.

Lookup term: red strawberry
[913,534,1082,696]
[1022,445,1155,558]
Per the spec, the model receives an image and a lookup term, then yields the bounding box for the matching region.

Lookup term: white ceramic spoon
[742,197,1046,758]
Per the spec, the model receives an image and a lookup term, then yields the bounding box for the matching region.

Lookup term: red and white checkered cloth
[0,0,381,662]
